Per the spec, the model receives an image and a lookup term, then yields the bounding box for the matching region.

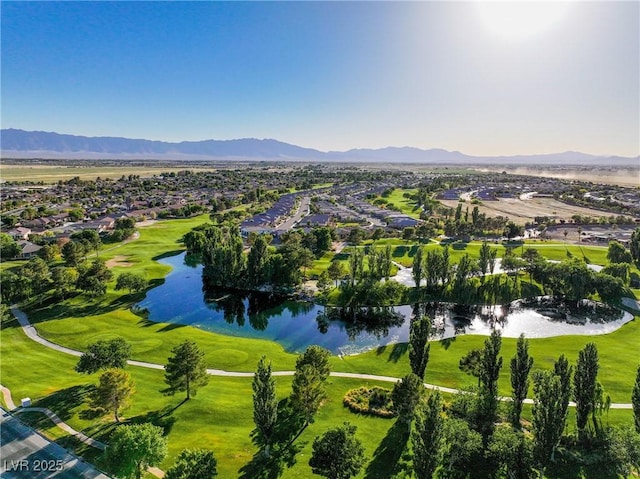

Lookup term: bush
[343,386,395,418]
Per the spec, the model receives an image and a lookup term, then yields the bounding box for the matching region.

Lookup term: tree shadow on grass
[32,384,93,423]
[364,420,411,479]
[387,343,408,363]
[439,336,456,350]
[125,399,185,435]
[152,250,184,261]
[238,399,306,479]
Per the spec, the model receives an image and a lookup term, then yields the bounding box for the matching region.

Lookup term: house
[8,227,31,240]
[17,240,42,259]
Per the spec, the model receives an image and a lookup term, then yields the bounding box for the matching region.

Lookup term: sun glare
[476,1,572,39]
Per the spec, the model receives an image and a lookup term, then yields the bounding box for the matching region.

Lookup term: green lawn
[377,188,422,219]
[3,217,639,477]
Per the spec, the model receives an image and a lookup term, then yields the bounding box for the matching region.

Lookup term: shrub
[343,386,395,418]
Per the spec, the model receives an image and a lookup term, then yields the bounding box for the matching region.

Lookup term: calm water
[136,253,633,354]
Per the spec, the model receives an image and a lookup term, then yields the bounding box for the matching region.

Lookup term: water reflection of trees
[316,307,405,341]
[202,282,316,331]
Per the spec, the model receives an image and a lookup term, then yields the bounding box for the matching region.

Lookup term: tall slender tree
[252,356,278,458]
[391,373,423,432]
[290,364,326,427]
[296,345,331,382]
[632,364,640,433]
[532,370,567,477]
[409,313,431,380]
[164,341,209,400]
[574,342,599,440]
[510,334,534,427]
[553,354,573,420]
[412,392,444,479]
[412,247,424,289]
[478,329,503,438]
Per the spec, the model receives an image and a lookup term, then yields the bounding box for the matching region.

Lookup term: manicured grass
[4,216,638,477]
[33,308,299,372]
[377,188,422,219]
[0,320,399,478]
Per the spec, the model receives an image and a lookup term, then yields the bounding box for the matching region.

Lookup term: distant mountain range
[1,128,638,165]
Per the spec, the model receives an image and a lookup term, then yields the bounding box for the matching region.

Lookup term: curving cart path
[0,382,165,478]
[8,305,633,411]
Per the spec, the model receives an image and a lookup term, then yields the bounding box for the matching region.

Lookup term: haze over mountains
[1,128,637,165]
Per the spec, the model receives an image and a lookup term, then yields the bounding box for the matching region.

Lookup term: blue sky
[2,1,638,156]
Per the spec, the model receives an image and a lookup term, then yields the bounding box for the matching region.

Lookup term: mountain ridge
[1,129,638,165]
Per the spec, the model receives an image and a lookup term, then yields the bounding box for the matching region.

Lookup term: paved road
[274,196,311,231]
[0,408,111,479]
[8,306,634,409]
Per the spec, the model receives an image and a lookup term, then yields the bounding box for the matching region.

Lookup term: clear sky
[2,1,638,157]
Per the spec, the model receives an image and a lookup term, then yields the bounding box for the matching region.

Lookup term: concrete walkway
[1,384,106,450]
[9,305,634,411]
[0,383,165,478]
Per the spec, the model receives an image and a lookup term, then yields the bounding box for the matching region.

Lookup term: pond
[136,253,634,355]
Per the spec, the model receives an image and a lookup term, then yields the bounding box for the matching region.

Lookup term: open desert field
[477,166,640,187]
[438,196,632,225]
[0,163,218,183]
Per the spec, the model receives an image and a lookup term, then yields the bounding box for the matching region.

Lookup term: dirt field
[438,197,631,225]
[0,164,218,183]
[476,167,640,188]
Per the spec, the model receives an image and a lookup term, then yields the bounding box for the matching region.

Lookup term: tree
[290,364,327,426]
[441,418,483,476]
[510,333,534,427]
[75,338,132,374]
[391,373,423,431]
[327,261,345,288]
[296,345,331,382]
[252,356,277,458]
[409,313,431,380]
[115,272,148,294]
[478,241,491,278]
[104,423,168,479]
[532,370,567,475]
[164,340,210,399]
[607,240,633,264]
[348,248,364,285]
[90,368,135,422]
[488,426,535,479]
[574,342,599,439]
[309,422,365,479]
[38,243,60,263]
[504,221,524,239]
[553,354,573,430]
[77,259,113,297]
[402,226,416,242]
[459,348,483,385]
[20,257,51,299]
[412,247,424,288]
[412,392,444,479]
[164,449,217,479]
[316,271,332,292]
[478,329,503,437]
[633,364,640,433]
[0,233,21,259]
[62,240,86,266]
[246,234,270,287]
[630,227,640,268]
